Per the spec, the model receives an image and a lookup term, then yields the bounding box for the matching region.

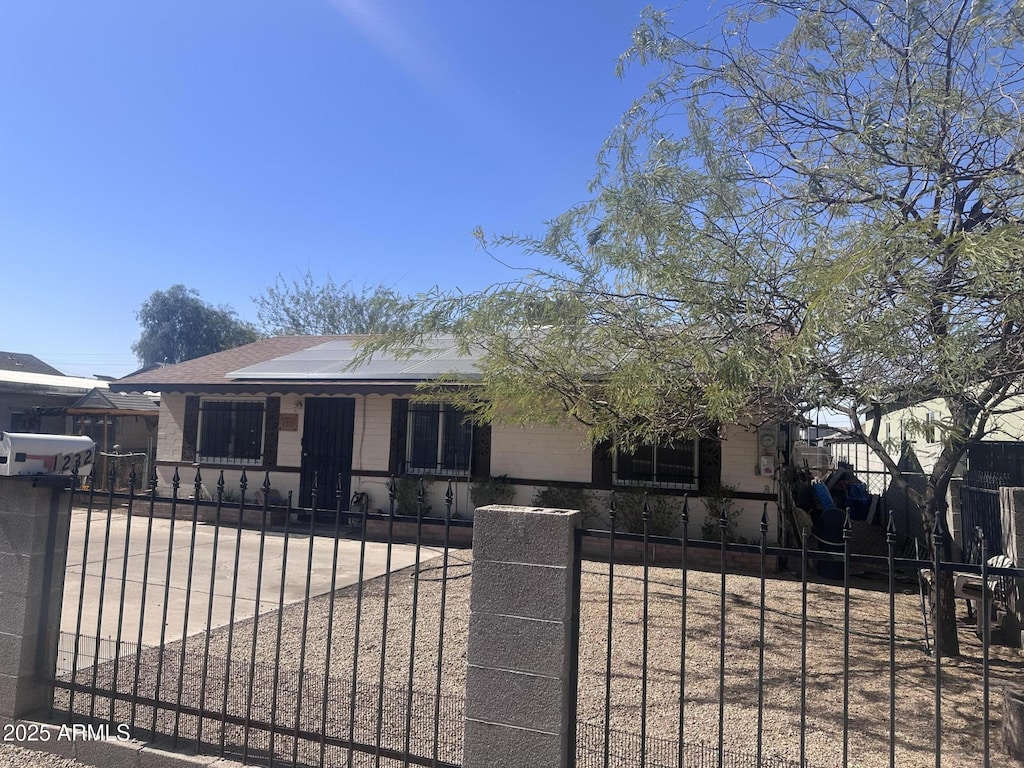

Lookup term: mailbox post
[0,432,90,719]
[0,476,72,719]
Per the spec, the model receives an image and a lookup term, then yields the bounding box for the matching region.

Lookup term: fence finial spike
[445,478,454,508]
[150,463,158,490]
[843,508,852,538]
[216,470,225,493]
[760,501,769,533]
[263,471,272,491]
[193,467,203,488]
[886,510,896,543]
[172,466,181,490]
[681,494,689,523]
[128,464,137,489]
[239,468,248,492]
[642,493,651,520]
[609,490,617,519]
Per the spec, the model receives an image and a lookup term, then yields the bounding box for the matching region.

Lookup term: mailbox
[0,432,96,477]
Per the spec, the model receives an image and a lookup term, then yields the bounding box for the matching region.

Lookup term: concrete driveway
[58,508,445,671]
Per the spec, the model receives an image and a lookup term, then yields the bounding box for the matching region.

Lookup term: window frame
[612,438,699,490]
[405,402,473,476]
[196,398,266,465]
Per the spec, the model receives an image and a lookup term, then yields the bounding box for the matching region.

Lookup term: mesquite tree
[378,1,1024,655]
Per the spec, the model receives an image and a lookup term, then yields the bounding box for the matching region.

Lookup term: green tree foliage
[375,1,1024,653]
[255,271,418,336]
[132,285,260,366]
[386,0,1024,514]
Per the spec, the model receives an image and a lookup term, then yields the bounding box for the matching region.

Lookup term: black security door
[299,398,355,517]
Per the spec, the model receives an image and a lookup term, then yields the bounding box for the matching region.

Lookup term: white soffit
[226,338,481,380]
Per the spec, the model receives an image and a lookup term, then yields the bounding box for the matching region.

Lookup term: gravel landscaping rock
[50,544,1024,767]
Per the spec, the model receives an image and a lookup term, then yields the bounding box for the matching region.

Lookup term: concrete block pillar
[463,505,581,768]
[0,478,71,718]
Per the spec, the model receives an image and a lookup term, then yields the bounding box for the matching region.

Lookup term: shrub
[469,474,516,508]
[611,490,678,536]
[531,486,600,526]
[699,483,742,542]
[391,475,432,514]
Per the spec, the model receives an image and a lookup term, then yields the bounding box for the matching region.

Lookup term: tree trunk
[927,484,961,658]
[933,570,961,657]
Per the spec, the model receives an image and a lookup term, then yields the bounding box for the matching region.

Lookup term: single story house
[0,352,110,434]
[110,336,780,539]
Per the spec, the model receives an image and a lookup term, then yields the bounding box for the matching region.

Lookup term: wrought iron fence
[40,466,1024,768]
[961,482,1006,560]
[577,493,1024,768]
[52,467,469,768]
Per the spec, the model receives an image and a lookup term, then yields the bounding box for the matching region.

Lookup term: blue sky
[0,1,691,378]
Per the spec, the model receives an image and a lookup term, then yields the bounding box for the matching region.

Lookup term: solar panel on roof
[226,336,483,380]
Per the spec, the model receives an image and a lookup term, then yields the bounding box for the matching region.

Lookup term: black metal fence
[960,472,1010,560]
[577,494,1024,768]
[43,466,1024,768]
[52,466,469,768]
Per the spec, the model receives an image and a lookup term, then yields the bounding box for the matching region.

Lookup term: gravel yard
[52,545,1024,768]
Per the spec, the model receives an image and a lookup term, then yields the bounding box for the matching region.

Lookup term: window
[406,402,472,475]
[614,439,698,489]
[198,400,265,464]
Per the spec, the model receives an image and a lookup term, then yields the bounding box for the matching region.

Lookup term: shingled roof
[0,351,64,376]
[109,336,346,390]
[68,388,159,413]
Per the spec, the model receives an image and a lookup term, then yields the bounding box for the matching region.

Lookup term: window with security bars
[406,402,472,475]
[198,400,265,464]
[614,440,698,489]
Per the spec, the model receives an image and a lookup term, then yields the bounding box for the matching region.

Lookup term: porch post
[463,504,581,768]
[0,478,70,719]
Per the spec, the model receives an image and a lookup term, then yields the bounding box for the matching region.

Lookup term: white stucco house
[110,335,781,539]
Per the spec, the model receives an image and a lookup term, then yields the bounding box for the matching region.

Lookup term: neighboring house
[68,388,160,488]
[110,336,780,538]
[0,352,110,434]
[868,396,1024,481]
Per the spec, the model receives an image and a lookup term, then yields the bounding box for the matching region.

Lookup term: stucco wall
[276,395,303,468]
[157,394,186,463]
[148,391,775,537]
[352,394,394,473]
[490,422,592,484]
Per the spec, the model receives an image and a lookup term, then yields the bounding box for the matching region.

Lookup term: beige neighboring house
[864,396,1024,481]
[110,335,780,538]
